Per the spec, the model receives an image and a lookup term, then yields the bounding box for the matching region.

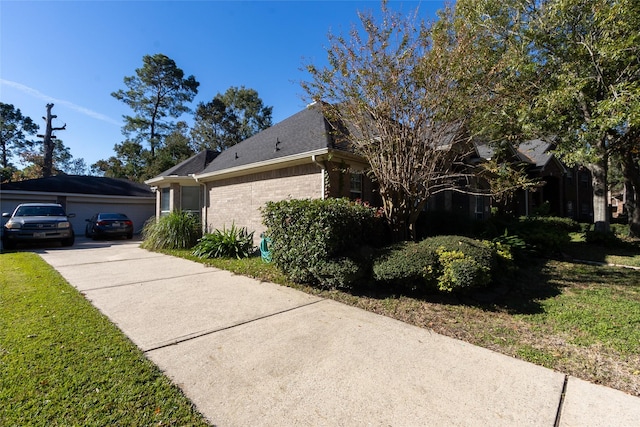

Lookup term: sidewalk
[38,238,640,426]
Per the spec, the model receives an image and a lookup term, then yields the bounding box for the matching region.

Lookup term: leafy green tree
[112,53,199,158]
[190,86,272,152]
[302,3,504,241]
[456,0,640,233]
[91,140,147,181]
[13,139,74,180]
[147,121,195,177]
[0,103,39,181]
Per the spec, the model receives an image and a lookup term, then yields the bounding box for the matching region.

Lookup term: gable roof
[200,102,345,175]
[1,175,154,198]
[156,149,219,177]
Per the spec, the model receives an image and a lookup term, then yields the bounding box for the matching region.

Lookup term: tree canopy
[111,53,199,158]
[0,103,39,182]
[190,86,272,152]
[302,3,505,240]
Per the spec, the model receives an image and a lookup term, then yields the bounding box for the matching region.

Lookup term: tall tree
[0,102,39,181]
[191,86,272,152]
[302,3,502,240]
[13,138,73,180]
[39,103,66,178]
[112,53,199,158]
[148,121,195,177]
[91,140,147,181]
[456,0,640,233]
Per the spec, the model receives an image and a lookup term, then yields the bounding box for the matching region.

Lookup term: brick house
[145,102,376,240]
[147,103,594,240]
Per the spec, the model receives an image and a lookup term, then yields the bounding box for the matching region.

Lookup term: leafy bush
[499,216,580,254]
[141,211,201,250]
[372,242,438,292]
[434,248,490,292]
[420,235,496,292]
[261,198,379,286]
[307,257,365,289]
[193,223,254,259]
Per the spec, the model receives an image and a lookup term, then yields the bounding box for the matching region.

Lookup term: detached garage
[1,176,155,235]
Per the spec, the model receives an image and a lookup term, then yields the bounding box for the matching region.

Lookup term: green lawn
[0,252,210,426]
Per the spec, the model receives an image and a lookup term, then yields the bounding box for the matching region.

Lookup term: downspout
[192,174,208,233]
[311,154,326,200]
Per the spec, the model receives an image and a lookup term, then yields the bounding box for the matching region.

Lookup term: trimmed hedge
[261,198,380,287]
[508,216,580,253]
[372,242,438,292]
[373,235,500,294]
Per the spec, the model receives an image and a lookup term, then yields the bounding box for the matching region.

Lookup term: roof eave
[144,175,198,186]
[194,148,365,182]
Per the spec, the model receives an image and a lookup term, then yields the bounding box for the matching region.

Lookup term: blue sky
[1,0,444,169]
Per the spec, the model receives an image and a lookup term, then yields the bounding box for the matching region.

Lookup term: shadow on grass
[346,257,567,316]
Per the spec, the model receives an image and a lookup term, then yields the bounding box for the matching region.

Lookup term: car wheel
[2,238,16,250]
[61,235,75,247]
[127,232,133,240]
[85,228,90,238]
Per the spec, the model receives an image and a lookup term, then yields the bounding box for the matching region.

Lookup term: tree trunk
[587,157,610,233]
[621,152,640,237]
[42,104,55,178]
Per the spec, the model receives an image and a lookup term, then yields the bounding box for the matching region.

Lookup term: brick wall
[205,164,322,241]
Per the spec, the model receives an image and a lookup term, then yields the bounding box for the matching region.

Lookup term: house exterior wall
[205,164,323,241]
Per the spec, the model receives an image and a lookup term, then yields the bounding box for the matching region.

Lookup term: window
[160,188,170,216]
[474,195,485,220]
[350,172,362,200]
[181,186,201,217]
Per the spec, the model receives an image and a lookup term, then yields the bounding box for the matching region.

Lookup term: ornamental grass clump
[192,223,255,259]
[141,211,201,250]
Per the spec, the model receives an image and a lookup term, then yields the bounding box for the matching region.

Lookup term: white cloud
[1,79,121,126]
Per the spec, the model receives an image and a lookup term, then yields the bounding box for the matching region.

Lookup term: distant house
[145,102,377,240]
[1,175,155,234]
[464,139,593,221]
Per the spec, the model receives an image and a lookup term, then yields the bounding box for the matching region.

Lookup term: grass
[0,252,210,426]
[163,246,640,397]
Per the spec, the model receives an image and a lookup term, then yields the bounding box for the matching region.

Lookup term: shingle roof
[1,175,154,197]
[516,139,554,168]
[157,149,219,177]
[201,102,342,174]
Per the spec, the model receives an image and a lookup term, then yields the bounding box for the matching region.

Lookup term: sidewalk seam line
[142,299,326,354]
[80,270,222,291]
[39,254,168,268]
[554,375,569,427]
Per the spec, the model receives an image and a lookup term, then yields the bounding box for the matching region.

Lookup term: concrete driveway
[34,237,640,426]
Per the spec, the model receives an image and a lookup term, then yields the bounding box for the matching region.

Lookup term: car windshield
[99,213,128,220]
[15,206,66,217]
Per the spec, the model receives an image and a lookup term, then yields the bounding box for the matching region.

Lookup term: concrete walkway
[36,238,640,426]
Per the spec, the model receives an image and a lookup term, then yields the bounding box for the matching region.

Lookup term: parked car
[85,213,133,240]
[2,203,75,249]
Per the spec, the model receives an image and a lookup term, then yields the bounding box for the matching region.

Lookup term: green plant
[192,223,254,259]
[140,211,202,250]
[0,253,209,426]
[434,248,491,292]
[372,242,438,292]
[261,198,379,285]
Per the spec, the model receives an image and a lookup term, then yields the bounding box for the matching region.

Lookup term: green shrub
[434,248,491,292]
[193,223,254,259]
[261,198,379,286]
[372,242,438,292]
[308,257,365,289]
[141,211,201,250]
[420,235,496,293]
[505,216,580,253]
